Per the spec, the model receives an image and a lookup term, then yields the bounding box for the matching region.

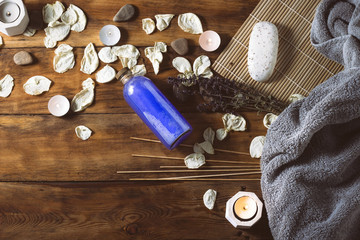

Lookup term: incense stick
[130,137,250,156]
[117,169,260,174]
[160,165,261,169]
[129,178,261,181]
[146,171,261,180]
[132,154,260,165]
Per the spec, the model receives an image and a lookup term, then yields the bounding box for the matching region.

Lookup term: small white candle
[233,196,258,220]
[99,25,121,46]
[199,30,221,52]
[48,95,70,117]
[0,2,20,23]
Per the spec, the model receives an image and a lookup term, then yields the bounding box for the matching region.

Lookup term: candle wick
[6,11,11,17]
[243,205,249,210]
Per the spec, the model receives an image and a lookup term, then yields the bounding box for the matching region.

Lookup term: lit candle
[0,2,20,23]
[48,95,70,117]
[199,30,221,52]
[233,196,258,220]
[99,24,121,46]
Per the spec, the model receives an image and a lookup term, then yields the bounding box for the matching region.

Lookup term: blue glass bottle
[116,68,192,150]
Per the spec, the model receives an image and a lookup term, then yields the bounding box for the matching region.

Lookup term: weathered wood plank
[0,0,274,238]
[0,47,216,115]
[0,181,272,240]
[0,112,266,181]
[5,0,259,48]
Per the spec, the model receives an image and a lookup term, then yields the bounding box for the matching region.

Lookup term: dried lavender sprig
[168,75,288,115]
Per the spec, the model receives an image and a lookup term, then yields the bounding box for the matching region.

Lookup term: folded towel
[261,0,360,239]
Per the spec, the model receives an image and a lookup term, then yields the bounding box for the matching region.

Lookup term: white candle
[233,196,258,220]
[0,2,20,23]
[99,25,121,46]
[48,95,70,117]
[199,30,221,52]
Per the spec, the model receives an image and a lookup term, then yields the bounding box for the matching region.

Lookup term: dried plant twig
[132,154,260,165]
[168,75,287,114]
[129,178,261,181]
[145,171,261,180]
[130,137,250,156]
[160,165,261,169]
[117,169,260,174]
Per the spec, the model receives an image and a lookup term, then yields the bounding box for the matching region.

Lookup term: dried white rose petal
[112,44,140,59]
[193,55,213,78]
[178,13,203,34]
[96,65,116,83]
[71,88,94,112]
[69,4,87,32]
[216,128,228,141]
[142,18,155,35]
[71,78,95,112]
[199,141,214,155]
[145,47,160,74]
[193,143,205,154]
[145,42,167,75]
[98,47,117,64]
[0,74,14,98]
[172,57,192,73]
[249,136,266,158]
[131,64,147,76]
[42,1,65,24]
[155,14,174,31]
[184,153,205,169]
[203,127,215,144]
[80,43,99,75]
[203,189,217,210]
[23,27,36,37]
[120,58,138,70]
[222,113,246,131]
[155,42,167,53]
[53,44,75,73]
[23,76,52,95]
[200,68,213,79]
[61,7,78,25]
[44,21,70,42]
[75,125,92,140]
[289,94,305,103]
[112,44,140,69]
[82,77,95,89]
[44,36,57,48]
[263,113,278,129]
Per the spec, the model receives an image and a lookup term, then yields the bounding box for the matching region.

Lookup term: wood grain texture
[0,0,274,239]
[0,181,272,240]
[0,112,266,181]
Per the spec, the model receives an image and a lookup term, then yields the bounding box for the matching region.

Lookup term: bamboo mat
[213,0,344,102]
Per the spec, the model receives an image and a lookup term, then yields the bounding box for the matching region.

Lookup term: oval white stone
[248,21,278,82]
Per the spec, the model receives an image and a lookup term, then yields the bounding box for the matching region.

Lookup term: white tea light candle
[0,0,29,36]
[48,95,70,117]
[0,1,19,23]
[99,24,121,46]
[199,30,221,52]
[234,196,258,220]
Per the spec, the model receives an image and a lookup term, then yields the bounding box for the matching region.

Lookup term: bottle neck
[116,67,134,85]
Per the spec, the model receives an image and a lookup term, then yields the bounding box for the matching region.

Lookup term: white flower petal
[249,136,266,158]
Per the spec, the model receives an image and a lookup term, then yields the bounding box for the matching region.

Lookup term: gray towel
[261,0,360,239]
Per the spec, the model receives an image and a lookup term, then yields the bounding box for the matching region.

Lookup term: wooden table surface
[0,0,274,239]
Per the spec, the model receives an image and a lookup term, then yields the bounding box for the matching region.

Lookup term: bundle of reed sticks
[116,137,261,181]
